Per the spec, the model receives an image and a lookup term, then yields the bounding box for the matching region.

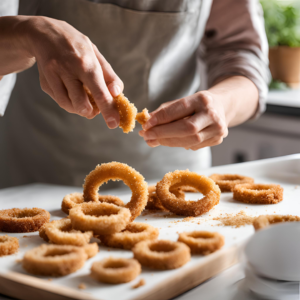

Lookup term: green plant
[260,0,300,47]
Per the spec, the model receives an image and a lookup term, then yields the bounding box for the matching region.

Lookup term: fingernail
[80,108,88,115]
[147,140,160,147]
[144,131,156,140]
[110,85,121,97]
[144,116,157,130]
[107,117,118,129]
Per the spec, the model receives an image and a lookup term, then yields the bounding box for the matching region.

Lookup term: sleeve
[200,0,271,119]
[0,0,19,116]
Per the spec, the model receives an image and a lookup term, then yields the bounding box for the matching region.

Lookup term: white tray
[0,154,300,300]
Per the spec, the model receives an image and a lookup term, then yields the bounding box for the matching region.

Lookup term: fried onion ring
[44,218,93,246]
[136,108,150,125]
[209,174,254,192]
[61,192,124,214]
[253,215,300,231]
[91,257,141,284]
[156,171,221,217]
[0,208,50,233]
[22,244,87,276]
[83,243,99,259]
[233,183,283,204]
[0,235,19,256]
[114,93,137,133]
[83,162,148,221]
[178,231,224,255]
[69,202,131,235]
[132,240,191,270]
[99,222,159,250]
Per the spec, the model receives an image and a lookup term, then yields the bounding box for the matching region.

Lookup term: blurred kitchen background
[211,0,300,166]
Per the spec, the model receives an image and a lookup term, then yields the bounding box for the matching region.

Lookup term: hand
[23,17,123,126]
[139,91,228,150]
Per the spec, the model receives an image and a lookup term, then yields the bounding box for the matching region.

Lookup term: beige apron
[0,0,212,189]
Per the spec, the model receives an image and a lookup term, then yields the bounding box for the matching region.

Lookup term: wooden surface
[0,154,299,300]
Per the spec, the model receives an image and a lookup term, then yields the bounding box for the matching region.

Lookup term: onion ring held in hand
[132,240,191,270]
[91,257,141,284]
[69,202,131,235]
[156,170,221,217]
[61,192,124,214]
[178,231,224,255]
[0,235,19,256]
[22,244,87,276]
[0,208,50,233]
[209,174,254,192]
[114,93,137,133]
[136,108,150,125]
[253,215,300,231]
[99,222,159,250]
[83,162,148,221]
[233,184,283,204]
[44,218,93,246]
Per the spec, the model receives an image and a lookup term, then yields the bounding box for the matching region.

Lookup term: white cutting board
[0,154,299,300]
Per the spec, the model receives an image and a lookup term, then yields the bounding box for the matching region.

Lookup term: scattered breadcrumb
[213,210,255,228]
[132,279,145,289]
[48,278,53,282]
[15,259,22,263]
[78,283,86,290]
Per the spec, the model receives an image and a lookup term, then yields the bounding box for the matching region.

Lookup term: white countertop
[267,89,300,108]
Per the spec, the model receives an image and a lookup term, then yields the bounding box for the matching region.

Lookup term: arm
[0,16,122,126]
[140,0,269,150]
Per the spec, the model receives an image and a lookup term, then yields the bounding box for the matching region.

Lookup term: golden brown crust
[253,214,300,231]
[91,257,141,284]
[69,202,131,235]
[0,208,50,233]
[83,243,99,259]
[178,231,224,255]
[0,235,19,256]
[83,162,148,221]
[99,222,159,250]
[114,93,137,133]
[209,174,254,192]
[22,244,87,277]
[233,183,283,204]
[132,240,191,270]
[136,108,150,125]
[61,192,124,215]
[156,171,221,217]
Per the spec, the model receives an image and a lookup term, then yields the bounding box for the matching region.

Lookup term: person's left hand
[139,91,228,150]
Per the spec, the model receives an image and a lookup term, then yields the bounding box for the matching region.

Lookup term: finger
[44,70,74,113]
[92,44,124,97]
[189,136,224,151]
[37,63,54,98]
[62,76,95,118]
[143,96,196,130]
[142,112,213,140]
[81,61,120,128]
[146,140,160,148]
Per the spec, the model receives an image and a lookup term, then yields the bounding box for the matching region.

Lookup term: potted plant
[261,0,300,88]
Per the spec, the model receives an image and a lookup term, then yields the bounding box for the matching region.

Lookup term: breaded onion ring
[83,243,99,259]
[233,183,283,204]
[99,222,159,250]
[83,85,100,115]
[178,231,224,255]
[145,185,185,211]
[22,244,87,276]
[132,240,191,270]
[44,218,93,246]
[91,257,141,284]
[83,162,148,221]
[0,235,19,256]
[136,108,150,125]
[69,202,131,235]
[171,183,198,193]
[0,208,50,233]
[253,215,300,231]
[114,93,137,133]
[156,171,221,217]
[61,192,124,214]
[209,174,254,192]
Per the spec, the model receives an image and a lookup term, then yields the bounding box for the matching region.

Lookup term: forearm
[0,16,36,76]
[208,76,259,127]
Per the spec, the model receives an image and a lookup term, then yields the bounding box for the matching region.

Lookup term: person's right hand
[23,16,123,126]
